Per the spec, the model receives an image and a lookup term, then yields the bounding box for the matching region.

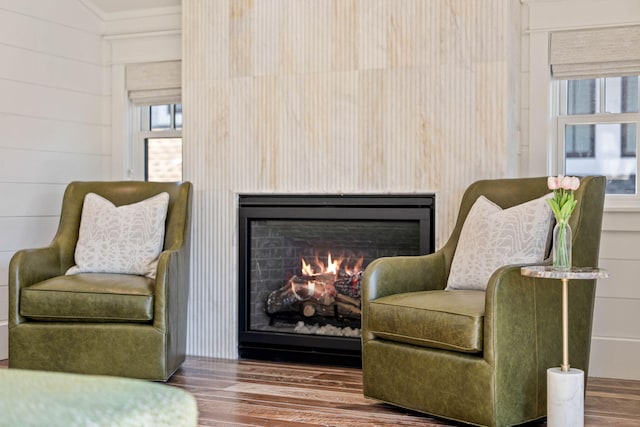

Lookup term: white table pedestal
[547,367,584,427]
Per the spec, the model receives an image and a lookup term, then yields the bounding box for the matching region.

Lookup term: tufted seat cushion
[367,290,485,353]
[20,273,154,322]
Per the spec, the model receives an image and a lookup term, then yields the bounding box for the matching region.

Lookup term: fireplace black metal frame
[238,194,435,366]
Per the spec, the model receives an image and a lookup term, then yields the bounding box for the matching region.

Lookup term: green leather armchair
[9,181,192,381]
[362,176,606,427]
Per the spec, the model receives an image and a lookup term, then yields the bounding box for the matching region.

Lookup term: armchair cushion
[367,290,485,353]
[66,192,169,278]
[20,273,154,322]
[446,194,553,291]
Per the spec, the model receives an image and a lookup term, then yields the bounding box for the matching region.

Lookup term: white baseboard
[589,337,640,380]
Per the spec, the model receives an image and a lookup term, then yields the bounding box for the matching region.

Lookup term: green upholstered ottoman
[0,369,198,427]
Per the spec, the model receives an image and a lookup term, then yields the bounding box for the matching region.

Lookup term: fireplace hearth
[238,194,435,366]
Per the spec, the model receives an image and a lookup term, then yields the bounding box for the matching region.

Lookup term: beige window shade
[126,60,181,105]
[550,26,640,79]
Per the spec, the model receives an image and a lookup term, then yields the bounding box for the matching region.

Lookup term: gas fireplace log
[267,275,362,320]
[333,271,363,298]
[266,283,301,314]
[336,301,361,318]
[335,293,360,308]
[302,304,315,317]
[267,276,338,314]
[302,301,361,319]
[302,302,336,318]
[303,272,337,284]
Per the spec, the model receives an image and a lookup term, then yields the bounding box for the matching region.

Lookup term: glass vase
[552,222,572,270]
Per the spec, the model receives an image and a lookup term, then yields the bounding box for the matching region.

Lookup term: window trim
[130,103,183,182]
[555,78,640,200]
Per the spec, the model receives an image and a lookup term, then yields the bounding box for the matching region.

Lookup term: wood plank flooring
[166,357,640,426]
[3,357,640,426]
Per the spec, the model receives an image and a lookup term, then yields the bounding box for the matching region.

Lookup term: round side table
[521,266,609,427]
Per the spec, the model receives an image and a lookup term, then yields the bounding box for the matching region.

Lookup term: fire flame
[300,252,364,277]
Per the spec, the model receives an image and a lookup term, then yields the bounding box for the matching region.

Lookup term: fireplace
[238,194,435,366]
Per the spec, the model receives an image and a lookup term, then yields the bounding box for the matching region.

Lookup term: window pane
[565,123,636,195]
[622,123,637,157]
[622,76,638,113]
[565,124,595,158]
[567,79,598,115]
[146,138,182,181]
[175,104,182,129]
[605,76,639,113]
[150,105,172,130]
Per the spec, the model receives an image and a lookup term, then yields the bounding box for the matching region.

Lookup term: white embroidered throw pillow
[446,194,553,291]
[66,192,170,279]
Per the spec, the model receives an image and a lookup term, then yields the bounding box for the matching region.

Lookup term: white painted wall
[0,1,107,360]
[522,0,640,380]
[0,0,180,361]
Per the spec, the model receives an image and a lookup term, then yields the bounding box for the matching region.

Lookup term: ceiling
[85,0,180,15]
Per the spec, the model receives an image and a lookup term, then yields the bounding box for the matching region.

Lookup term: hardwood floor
[166,357,640,426]
[2,357,640,426]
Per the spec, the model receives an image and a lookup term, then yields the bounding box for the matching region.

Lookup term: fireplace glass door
[238,195,434,365]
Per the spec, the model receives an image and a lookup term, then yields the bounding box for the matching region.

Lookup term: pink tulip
[547,176,561,190]
[560,176,580,191]
[568,176,580,190]
[548,175,580,191]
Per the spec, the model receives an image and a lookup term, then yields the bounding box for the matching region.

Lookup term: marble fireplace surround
[182,0,519,359]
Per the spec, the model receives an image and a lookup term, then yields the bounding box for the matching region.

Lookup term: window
[139,103,183,182]
[557,76,639,195]
[124,60,181,181]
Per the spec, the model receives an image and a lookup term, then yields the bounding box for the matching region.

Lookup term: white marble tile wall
[182,0,519,358]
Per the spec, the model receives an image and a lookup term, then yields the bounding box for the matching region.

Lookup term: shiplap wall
[182,0,521,359]
[0,1,108,359]
[594,212,640,380]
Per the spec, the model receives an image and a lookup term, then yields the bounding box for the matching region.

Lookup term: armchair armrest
[361,251,448,343]
[484,265,541,365]
[153,246,190,332]
[483,263,559,416]
[362,251,448,301]
[8,245,62,327]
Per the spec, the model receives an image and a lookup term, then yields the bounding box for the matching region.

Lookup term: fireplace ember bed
[238,194,435,366]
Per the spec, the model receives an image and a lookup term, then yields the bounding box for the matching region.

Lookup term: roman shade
[549,25,640,79]
[126,60,181,105]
